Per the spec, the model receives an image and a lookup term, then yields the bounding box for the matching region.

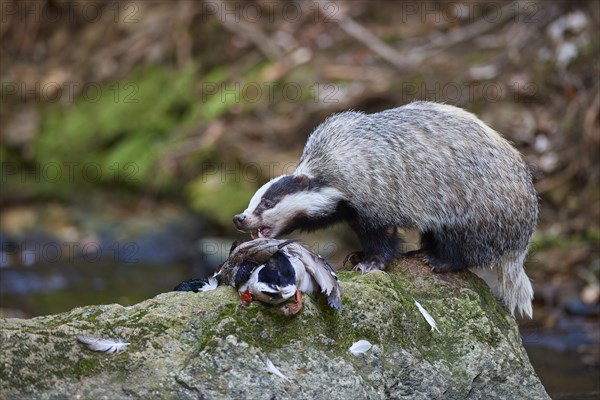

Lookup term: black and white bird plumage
[174,238,342,315]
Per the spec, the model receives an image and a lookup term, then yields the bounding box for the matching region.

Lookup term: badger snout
[233,212,260,232]
[233,214,247,229]
[233,213,274,238]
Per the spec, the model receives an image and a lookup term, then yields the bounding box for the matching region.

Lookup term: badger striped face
[233,174,345,238]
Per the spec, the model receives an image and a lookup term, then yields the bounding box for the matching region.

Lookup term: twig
[314,1,410,70]
[212,0,284,60]
[316,1,527,70]
[337,17,411,70]
[417,1,519,51]
[583,91,600,144]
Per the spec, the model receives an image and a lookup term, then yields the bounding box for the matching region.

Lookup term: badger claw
[353,259,386,273]
[423,254,457,273]
[343,251,364,268]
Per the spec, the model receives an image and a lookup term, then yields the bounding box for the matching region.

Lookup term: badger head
[233,174,346,238]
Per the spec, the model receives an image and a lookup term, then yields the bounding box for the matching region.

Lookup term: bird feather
[265,358,288,381]
[349,339,372,356]
[198,276,219,292]
[413,298,439,332]
[283,242,342,310]
[76,335,130,354]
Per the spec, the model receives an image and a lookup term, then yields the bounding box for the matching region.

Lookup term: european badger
[234,101,538,317]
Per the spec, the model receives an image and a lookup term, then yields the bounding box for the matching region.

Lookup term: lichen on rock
[0,258,549,399]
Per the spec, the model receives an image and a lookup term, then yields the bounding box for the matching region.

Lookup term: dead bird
[174,238,342,315]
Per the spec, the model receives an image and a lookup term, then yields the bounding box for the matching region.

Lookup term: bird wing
[229,238,297,266]
[218,259,257,288]
[173,275,222,292]
[283,243,342,310]
[221,238,298,288]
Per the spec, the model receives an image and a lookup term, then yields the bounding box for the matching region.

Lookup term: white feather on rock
[76,335,130,354]
[265,358,288,381]
[413,298,439,332]
[348,339,372,356]
[199,276,219,292]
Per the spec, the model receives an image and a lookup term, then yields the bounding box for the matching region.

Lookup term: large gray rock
[0,259,549,399]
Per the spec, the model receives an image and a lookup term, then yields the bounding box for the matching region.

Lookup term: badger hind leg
[420,230,470,273]
[423,227,534,317]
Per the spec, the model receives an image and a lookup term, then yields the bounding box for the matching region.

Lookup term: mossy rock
[0,258,549,399]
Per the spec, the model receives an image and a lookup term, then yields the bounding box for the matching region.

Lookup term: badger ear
[293,174,311,188]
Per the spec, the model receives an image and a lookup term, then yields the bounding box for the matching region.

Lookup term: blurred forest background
[0,0,598,396]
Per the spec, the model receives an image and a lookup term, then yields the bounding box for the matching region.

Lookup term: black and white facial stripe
[234,174,347,238]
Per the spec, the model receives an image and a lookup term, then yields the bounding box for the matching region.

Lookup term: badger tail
[471,252,533,318]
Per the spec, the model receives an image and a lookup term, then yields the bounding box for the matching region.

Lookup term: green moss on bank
[0,258,547,399]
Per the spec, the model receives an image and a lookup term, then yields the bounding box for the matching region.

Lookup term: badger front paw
[343,251,364,268]
[353,258,386,273]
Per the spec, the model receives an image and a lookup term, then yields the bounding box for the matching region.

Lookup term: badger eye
[262,199,275,209]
